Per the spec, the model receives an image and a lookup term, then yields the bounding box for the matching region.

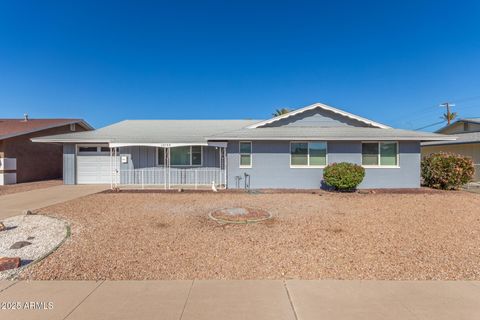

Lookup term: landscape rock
[0,222,5,231]
[27,236,35,240]
[23,209,36,215]
[0,257,21,271]
[9,241,32,250]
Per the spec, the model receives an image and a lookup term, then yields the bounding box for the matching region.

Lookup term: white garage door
[76,145,112,184]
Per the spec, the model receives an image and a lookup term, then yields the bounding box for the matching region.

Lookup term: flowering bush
[421,152,475,190]
[323,162,365,191]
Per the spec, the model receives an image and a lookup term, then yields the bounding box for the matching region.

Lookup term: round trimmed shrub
[421,152,475,190]
[323,162,365,191]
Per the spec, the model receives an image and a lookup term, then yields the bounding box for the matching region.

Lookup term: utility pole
[440,102,456,125]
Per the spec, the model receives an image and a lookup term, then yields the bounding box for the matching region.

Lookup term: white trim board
[246,102,392,129]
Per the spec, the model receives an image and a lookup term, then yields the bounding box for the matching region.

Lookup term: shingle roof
[462,118,480,124]
[33,119,454,144]
[0,118,93,140]
[31,120,259,144]
[435,118,480,133]
[422,132,480,146]
[207,126,455,141]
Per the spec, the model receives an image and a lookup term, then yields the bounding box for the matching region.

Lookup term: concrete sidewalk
[0,280,479,320]
[0,185,108,219]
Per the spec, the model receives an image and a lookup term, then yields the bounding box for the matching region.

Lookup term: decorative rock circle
[208,207,272,224]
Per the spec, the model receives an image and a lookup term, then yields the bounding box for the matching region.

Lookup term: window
[78,146,98,153]
[362,142,398,167]
[290,141,327,167]
[166,146,202,166]
[77,145,111,154]
[239,141,252,167]
[464,122,470,132]
[192,146,202,165]
[157,148,164,165]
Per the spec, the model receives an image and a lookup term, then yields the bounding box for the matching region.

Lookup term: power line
[414,120,445,131]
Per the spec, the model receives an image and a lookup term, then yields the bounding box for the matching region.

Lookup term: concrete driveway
[0,280,479,320]
[0,184,108,219]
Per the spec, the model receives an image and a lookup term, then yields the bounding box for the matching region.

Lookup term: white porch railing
[117,167,225,189]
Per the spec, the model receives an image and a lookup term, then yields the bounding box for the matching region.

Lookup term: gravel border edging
[6,215,70,280]
[208,209,273,224]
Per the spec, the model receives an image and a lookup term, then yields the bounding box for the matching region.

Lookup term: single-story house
[0,116,93,185]
[422,118,479,181]
[32,103,454,189]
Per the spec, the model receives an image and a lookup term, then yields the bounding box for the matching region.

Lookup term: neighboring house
[422,118,480,181]
[32,103,454,189]
[0,117,93,185]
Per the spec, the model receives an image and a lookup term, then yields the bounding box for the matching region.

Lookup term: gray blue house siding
[227,140,420,189]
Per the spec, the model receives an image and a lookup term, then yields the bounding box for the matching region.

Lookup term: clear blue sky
[1,1,479,130]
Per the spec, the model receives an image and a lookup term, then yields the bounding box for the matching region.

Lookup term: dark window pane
[78,146,98,152]
[192,146,202,165]
[240,142,251,153]
[380,143,397,166]
[170,146,190,166]
[240,154,251,166]
[291,142,308,165]
[158,148,164,165]
[309,142,327,166]
[100,147,110,152]
[362,143,379,165]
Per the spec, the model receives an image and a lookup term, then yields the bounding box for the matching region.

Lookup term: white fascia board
[247,103,392,129]
[109,142,209,148]
[207,141,228,147]
[31,138,110,143]
[205,136,457,141]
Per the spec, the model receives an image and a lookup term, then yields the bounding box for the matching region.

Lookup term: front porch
[109,144,227,189]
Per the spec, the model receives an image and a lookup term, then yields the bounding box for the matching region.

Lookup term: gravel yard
[0,215,68,279]
[0,180,62,196]
[20,190,480,280]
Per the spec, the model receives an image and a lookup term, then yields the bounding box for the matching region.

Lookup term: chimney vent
[23,113,29,121]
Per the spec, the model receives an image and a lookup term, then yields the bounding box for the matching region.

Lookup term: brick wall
[1,124,88,183]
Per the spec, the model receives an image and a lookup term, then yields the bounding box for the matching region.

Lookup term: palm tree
[272,108,291,117]
[442,112,457,124]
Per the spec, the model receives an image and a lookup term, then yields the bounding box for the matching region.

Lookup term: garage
[76,145,112,184]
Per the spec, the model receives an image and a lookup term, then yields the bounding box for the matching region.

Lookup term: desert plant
[421,152,475,190]
[323,162,365,191]
[272,108,291,117]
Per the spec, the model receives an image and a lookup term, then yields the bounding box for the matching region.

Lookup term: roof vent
[23,113,29,122]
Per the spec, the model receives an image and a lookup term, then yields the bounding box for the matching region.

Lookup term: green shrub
[323,162,365,191]
[421,152,475,190]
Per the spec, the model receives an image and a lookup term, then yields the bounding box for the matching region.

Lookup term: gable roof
[435,118,480,133]
[0,118,93,140]
[31,120,259,145]
[247,103,391,129]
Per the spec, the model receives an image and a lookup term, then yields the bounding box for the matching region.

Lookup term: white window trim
[361,141,400,168]
[76,144,110,155]
[290,141,328,168]
[156,146,203,167]
[239,141,252,168]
